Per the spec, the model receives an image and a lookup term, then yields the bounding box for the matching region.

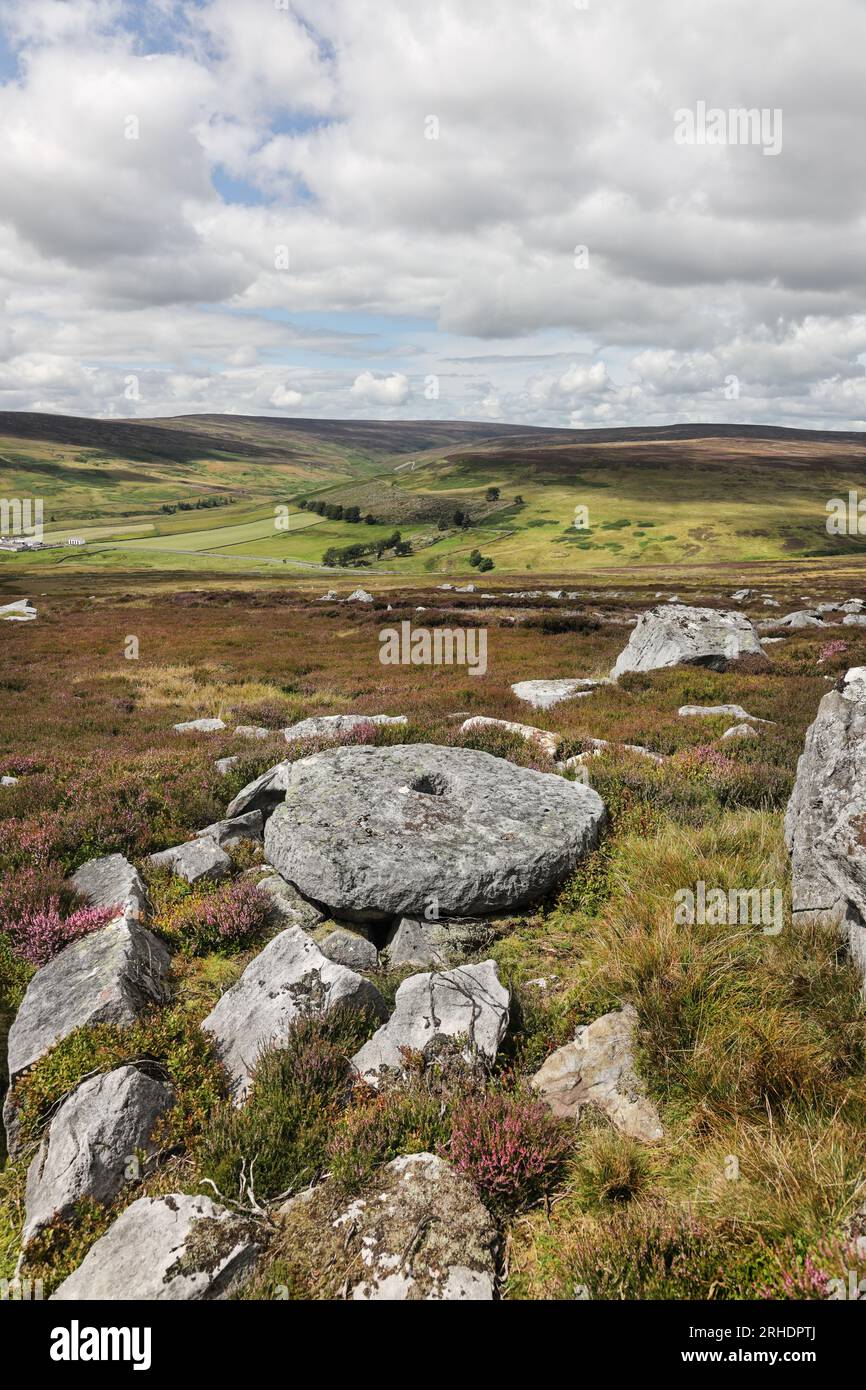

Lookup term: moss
[164,1213,259,1282]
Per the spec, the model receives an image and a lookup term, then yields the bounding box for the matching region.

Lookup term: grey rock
[352,960,509,1084]
[253,872,324,930]
[283,713,407,744]
[383,917,448,969]
[510,679,601,711]
[173,718,226,734]
[460,716,559,758]
[5,922,171,1154]
[610,604,764,679]
[148,837,231,884]
[842,599,866,614]
[731,588,758,602]
[721,722,760,741]
[226,759,293,819]
[51,1195,260,1301]
[202,927,386,1101]
[234,725,270,740]
[0,599,37,621]
[1,775,18,786]
[774,610,826,628]
[843,614,866,627]
[264,744,606,921]
[23,1066,175,1244]
[70,853,149,924]
[345,588,374,603]
[678,703,771,723]
[785,668,866,983]
[215,756,239,775]
[319,927,378,971]
[531,1004,663,1143]
[194,811,263,848]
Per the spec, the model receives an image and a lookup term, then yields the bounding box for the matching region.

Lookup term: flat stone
[194,811,263,848]
[843,615,866,627]
[460,715,559,759]
[610,604,764,679]
[774,611,826,628]
[69,853,149,924]
[251,872,324,931]
[352,960,509,1084]
[201,927,386,1101]
[1,775,19,786]
[148,837,231,884]
[23,1066,176,1244]
[281,1153,497,1300]
[173,718,226,734]
[282,713,407,744]
[215,756,239,775]
[319,927,378,972]
[678,703,770,723]
[263,744,606,920]
[234,726,270,740]
[720,722,760,740]
[531,1005,663,1142]
[510,679,601,711]
[51,1195,260,1301]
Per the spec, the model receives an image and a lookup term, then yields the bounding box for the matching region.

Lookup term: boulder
[842,599,866,614]
[731,589,758,602]
[460,715,560,759]
[148,837,231,884]
[283,713,407,744]
[721,722,760,741]
[234,725,270,740]
[263,744,606,920]
[319,926,378,972]
[1,775,18,786]
[843,614,866,627]
[51,1195,260,1301]
[215,756,239,775]
[352,960,509,1084]
[784,667,866,981]
[345,588,374,604]
[774,610,826,628]
[4,922,171,1155]
[610,604,764,679]
[201,927,386,1101]
[510,679,601,711]
[281,1153,497,1300]
[531,1005,663,1142]
[0,599,37,621]
[383,917,448,969]
[678,703,771,723]
[173,718,226,734]
[226,759,293,819]
[70,853,149,924]
[23,1066,175,1244]
[194,811,263,848]
[252,872,324,931]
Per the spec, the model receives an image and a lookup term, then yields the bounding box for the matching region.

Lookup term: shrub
[445,1089,572,1213]
[155,877,271,955]
[6,901,118,967]
[328,1082,453,1192]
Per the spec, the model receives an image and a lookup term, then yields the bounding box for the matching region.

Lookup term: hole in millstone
[408,772,450,796]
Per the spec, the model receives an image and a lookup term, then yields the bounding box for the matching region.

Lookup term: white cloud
[349,370,410,406]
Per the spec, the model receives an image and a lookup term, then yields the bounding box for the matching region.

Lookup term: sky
[0,0,865,429]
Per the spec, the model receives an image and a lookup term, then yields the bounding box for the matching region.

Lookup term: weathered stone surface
[531,1005,663,1142]
[194,811,263,847]
[345,588,374,603]
[202,927,386,1101]
[148,836,231,884]
[383,917,449,969]
[282,1153,497,1300]
[23,1066,175,1244]
[252,872,324,930]
[215,756,239,775]
[843,614,866,627]
[610,604,764,679]
[842,599,866,614]
[70,853,149,924]
[352,960,509,1084]
[774,610,826,628]
[282,713,407,744]
[678,703,764,721]
[785,668,866,981]
[511,679,601,711]
[0,599,37,622]
[6,921,171,1095]
[173,718,226,734]
[319,926,378,972]
[51,1195,260,1301]
[234,725,270,740]
[460,715,559,758]
[225,759,292,819]
[721,722,760,741]
[1,775,18,786]
[731,588,758,602]
[264,744,605,921]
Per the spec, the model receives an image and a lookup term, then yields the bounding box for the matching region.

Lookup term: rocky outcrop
[201,927,386,1101]
[70,853,149,924]
[721,722,760,741]
[318,926,378,972]
[173,718,226,734]
[226,760,293,819]
[678,703,767,722]
[148,837,231,884]
[51,1195,260,1301]
[252,872,324,931]
[383,917,449,969]
[234,725,270,740]
[352,960,509,1084]
[194,811,263,847]
[784,667,866,982]
[264,744,605,921]
[510,679,601,711]
[531,1005,663,1142]
[280,1154,497,1300]
[282,713,407,744]
[773,610,826,629]
[460,715,559,759]
[610,604,764,679]
[23,1066,175,1244]
[4,922,171,1156]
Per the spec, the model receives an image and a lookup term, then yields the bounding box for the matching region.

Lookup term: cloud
[349,370,410,406]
